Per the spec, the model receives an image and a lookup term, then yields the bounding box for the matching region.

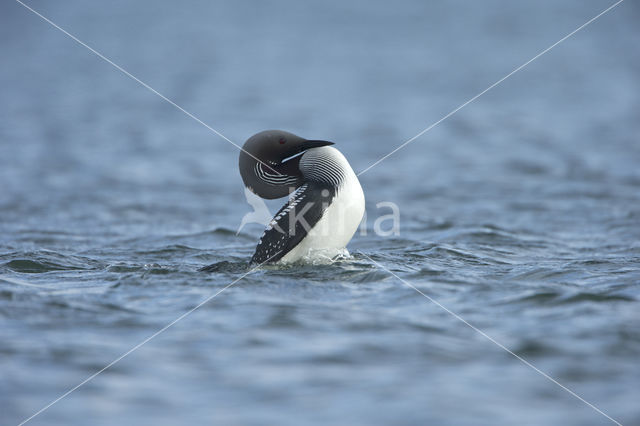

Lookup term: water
[1,0,639,424]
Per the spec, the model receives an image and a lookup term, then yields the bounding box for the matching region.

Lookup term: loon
[239,130,365,264]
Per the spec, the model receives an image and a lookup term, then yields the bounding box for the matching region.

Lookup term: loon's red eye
[279,138,286,144]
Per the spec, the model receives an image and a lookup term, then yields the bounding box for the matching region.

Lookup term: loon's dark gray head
[239,130,334,199]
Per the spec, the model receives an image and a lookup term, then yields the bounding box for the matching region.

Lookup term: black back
[251,182,336,264]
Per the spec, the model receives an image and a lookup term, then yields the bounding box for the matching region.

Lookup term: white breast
[279,146,365,263]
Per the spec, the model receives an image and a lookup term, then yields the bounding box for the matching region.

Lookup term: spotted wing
[251,182,336,264]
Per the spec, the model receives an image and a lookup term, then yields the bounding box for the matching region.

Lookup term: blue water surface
[1,0,639,425]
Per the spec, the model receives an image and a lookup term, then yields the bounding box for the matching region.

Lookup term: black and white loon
[239,130,365,264]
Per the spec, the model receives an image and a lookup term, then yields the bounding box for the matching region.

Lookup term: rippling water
[1,0,639,425]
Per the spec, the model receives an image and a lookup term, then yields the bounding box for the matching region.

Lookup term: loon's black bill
[301,140,335,150]
[282,140,335,164]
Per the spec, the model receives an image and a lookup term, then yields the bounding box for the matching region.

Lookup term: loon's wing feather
[251,182,335,264]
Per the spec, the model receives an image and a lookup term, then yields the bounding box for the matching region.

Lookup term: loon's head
[239,130,334,199]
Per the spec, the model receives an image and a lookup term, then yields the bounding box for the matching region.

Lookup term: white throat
[279,146,365,263]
